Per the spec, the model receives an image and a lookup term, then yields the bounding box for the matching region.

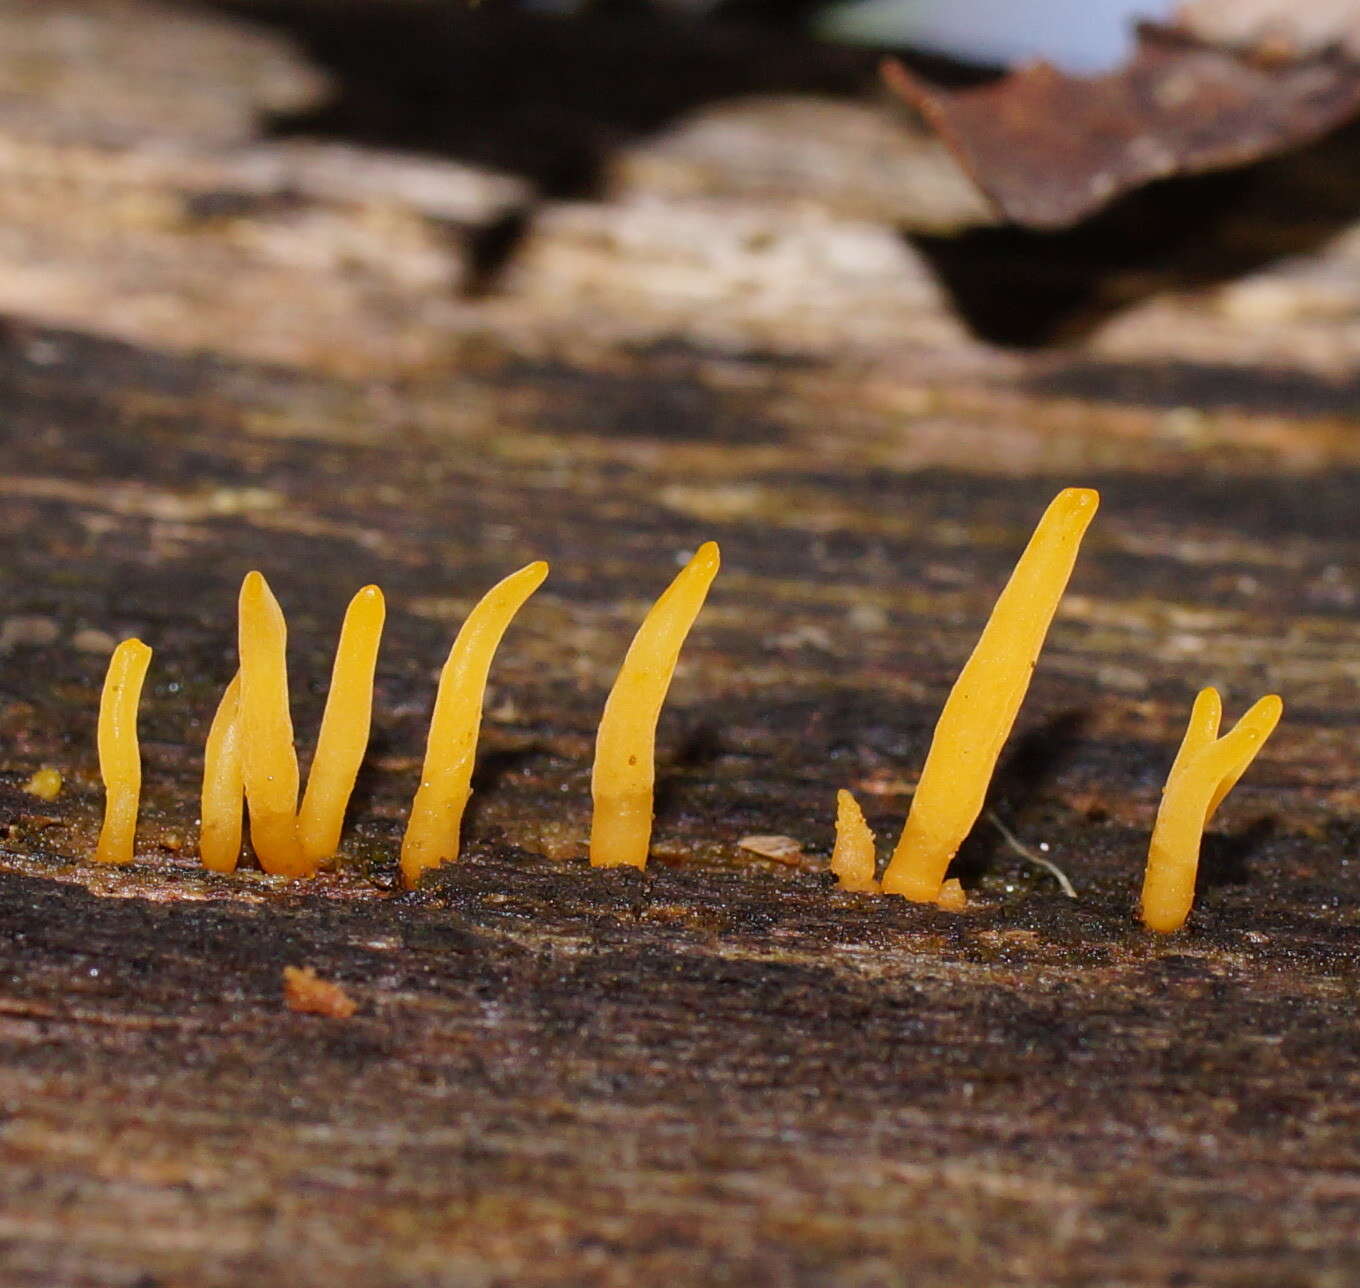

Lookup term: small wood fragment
[738,834,805,865]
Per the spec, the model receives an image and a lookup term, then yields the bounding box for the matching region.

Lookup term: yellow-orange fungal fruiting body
[94,638,153,865]
[298,585,386,866]
[881,487,1099,903]
[401,561,548,888]
[1141,689,1282,934]
[831,789,878,891]
[936,878,967,913]
[238,571,308,877]
[590,542,720,869]
[200,671,243,873]
[25,768,62,801]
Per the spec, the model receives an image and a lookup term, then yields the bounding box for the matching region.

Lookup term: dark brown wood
[2,3,1360,1285]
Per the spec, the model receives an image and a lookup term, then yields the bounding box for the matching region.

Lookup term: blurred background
[6,0,1360,357]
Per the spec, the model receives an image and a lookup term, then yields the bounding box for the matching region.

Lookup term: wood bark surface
[2,2,1360,1285]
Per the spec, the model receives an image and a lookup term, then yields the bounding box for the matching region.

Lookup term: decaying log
[2,2,1360,1285]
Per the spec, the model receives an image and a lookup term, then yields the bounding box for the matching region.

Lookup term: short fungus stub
[590,542,720,870]
[831,789,879,892]
[880,487,1099,903]
[25,767,63,802]
[94,638,152,865]
[400,560,548,889]
[1141,687,1282,934]
[935,878,967,913]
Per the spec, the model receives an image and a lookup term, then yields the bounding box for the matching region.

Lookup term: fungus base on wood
[0,1,1358,1282]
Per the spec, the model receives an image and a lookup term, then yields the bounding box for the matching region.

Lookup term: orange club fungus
[1141,688,1282,934]
[830,789,878,892]
[25,767,63,802]
[93,638,153,865]
[298,584,386,867]
[200,672,243,874]
[199,574,386,877]
[876,487,1100,905]
[400,561,548,889]
[73,493,1287,937]
[590,541,721,869]
[237,571,306,875]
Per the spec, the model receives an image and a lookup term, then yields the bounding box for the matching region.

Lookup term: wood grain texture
[1,3,1360,1285]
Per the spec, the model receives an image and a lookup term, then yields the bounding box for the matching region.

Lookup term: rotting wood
[1,3,1360,1286]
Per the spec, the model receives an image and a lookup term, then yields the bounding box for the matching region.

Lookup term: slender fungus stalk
[831,789,879,892]
[94,638,152,865]
[238,571,307,877]
[298,585,386,866]
[1141,690,1282,934]
[200,672,244,873]
[590,542,721,869]
[207,582,387,874]
[881,488,1099,903]
[401,562,548,888]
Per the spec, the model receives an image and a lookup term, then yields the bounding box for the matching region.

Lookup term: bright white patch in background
[818,0,1177,73]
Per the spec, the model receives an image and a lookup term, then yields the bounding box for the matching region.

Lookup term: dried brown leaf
[885,30,1360,228]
